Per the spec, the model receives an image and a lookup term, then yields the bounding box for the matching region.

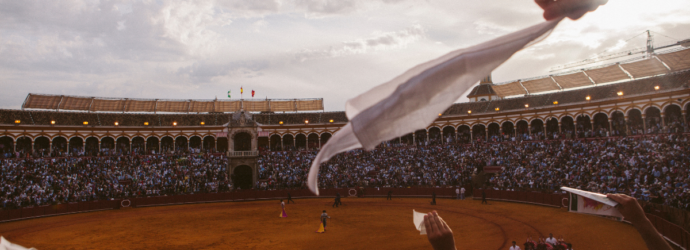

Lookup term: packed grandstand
[1,49,689,216]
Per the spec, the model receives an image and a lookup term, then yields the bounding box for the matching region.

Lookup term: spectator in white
[545,233,557,245]
[455,187,460,200]
[460,187,466,200]
[509,241,521,250]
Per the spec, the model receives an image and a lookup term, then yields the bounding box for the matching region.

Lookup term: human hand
[424,211,457,250]
[535,0,608,21]
[607,193,647,224]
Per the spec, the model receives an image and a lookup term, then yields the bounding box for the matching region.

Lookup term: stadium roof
[485,48,689,98]
[21,95,324,113]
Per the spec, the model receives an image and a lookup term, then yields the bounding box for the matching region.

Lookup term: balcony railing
[228,151,259,157]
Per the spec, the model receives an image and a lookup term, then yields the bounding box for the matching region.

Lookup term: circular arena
[2,5,690,248]
[0,197,646,250]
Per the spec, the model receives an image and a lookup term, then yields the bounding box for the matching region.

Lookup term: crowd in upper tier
[2,132,690,212]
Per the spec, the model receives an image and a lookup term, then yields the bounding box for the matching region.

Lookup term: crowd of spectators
[1,154,229,209]
[2,132,690,213]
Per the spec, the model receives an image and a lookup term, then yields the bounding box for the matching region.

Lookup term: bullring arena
[0,192,647,250]
[2,29,690,250]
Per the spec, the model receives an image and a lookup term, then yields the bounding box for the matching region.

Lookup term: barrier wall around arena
[472,189,690,250]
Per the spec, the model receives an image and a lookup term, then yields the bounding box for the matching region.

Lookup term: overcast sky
[1,0,689,111]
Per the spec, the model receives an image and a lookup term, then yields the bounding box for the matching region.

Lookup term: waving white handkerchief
[308,19,562,195]
[1,237,36,250]
[413,210,427,235]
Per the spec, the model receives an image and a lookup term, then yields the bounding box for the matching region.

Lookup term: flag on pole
[227,90,231,98]
[241,87,243,94]
[252,90,255,97]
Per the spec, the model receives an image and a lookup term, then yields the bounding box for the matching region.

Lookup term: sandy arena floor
[0,198,646,250]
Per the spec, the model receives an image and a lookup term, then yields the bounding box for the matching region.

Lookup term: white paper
[0,237,36,250]
[306,19,562,195]
[561,187,618,207]
[413,210,427,235]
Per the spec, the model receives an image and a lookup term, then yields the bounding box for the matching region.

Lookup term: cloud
[294,24,425,61]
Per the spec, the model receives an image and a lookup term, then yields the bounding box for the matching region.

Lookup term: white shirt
[545,237,557,245]
[456,188,460,194]
[509,246,521,250]
[460,188,465,194]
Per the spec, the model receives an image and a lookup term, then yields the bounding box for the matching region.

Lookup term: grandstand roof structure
[21,95,324,113]
[485,48,690,98]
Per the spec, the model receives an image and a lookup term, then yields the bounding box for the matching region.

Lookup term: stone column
[624,116,630,135]
[608,118,614,135]
[318,136,321,149]
[280,136,284,150]
[642,115,647,134]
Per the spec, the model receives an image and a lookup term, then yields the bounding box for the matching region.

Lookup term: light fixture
[304,120,309,124]
[617,91,623,96]
[114,122,119,126]
[586,96,591,101]
[438,113,442,116]
[495,107,500,111]
[654,85,660,90]
[200,122,205,125]
[83,121,88,125]
[467,110,472,114]
[144,122,149,126]
[14,120,20,124]
[50,120,56,125]
[279,121,284,125]
[524,104,529,108]
[173,122,178,126]
[553,101,559,105]
[329,119,334,123]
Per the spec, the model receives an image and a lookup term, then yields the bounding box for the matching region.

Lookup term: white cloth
[509,246,522,250]
[307,19,562,195]
[0,237,35,250]
[412,210,427,235]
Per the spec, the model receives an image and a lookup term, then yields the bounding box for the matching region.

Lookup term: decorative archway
[68,137,84,155]
[34,136,50,156]
[545,117,559,138]
[282,134,295,151]
[189,136,202,150]
[147,137,160,154]
[161,136,174,152]
[233,132,252,151]
[233,165,253,190]
[592,113,610,137]
[400,133,414,145]
[16,137,32,156]
[472,124,486,142]
[0,136,14,157]
[561,116,575,138]
[516,120,529,139]
[645,107,661,134]
[270,134,282,151]
[530,119,544,139]
[428,127,441,144]
[85,137,99,156]
[320,133,332,146]
[611,111,626,136]
[116,137,130,154]
[502,122,514,139]
[132,137,145,154]
[52,136,68,156]
[664,105,682,133]
[442,126,456,143]
[203,136,216,152]
[217,137,228,152]
[175,136,188,152]
[295,134,307,150]
[627,109,643,135]
[487,123,500,141]
[457,125,470,143]
[576,115,592,137]
[307,133,319,149]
